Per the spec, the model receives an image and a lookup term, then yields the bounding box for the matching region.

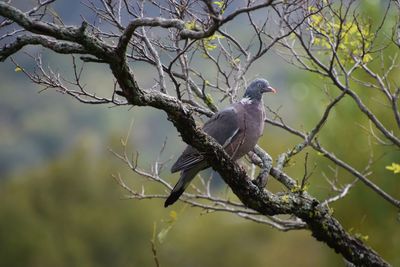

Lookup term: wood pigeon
[165,79,276,207]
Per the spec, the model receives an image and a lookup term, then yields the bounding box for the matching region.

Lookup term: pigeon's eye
[257,83,262,88]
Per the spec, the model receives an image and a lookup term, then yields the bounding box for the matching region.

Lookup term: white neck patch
[240,97,253,105]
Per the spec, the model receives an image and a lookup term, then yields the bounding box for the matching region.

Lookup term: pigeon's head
[243,78,276,101]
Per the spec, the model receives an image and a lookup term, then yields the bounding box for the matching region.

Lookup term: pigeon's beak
[264,86,277,94]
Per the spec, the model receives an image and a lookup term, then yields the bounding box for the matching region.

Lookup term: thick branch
[116,1,276,54]
[0,35,87,62]
[0,2,111,58]
[116,17,185,55]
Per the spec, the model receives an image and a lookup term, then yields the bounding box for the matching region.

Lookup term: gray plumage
[165,79,276,207]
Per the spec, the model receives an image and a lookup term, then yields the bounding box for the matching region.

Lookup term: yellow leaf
[213,1,224,8]
[385,163,400,174]
[206,44,217,50]
[362,54,373,64]
[169,210,177,221]
[185,21,197,30]
[205,93,214,105]
[14,66,22,72]
[354,232,369,242]
[308,6,318,12]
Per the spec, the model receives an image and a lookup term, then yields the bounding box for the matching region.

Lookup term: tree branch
[0,35,87,62]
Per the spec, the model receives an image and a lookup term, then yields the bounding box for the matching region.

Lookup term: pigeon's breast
[227,101,265,160]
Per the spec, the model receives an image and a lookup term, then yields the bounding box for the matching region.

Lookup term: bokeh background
[0,0,399,266]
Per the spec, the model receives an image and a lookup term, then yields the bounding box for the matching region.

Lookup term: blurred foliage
[0,141,398,267]
[309,6,373,64]
[0,145,339,267]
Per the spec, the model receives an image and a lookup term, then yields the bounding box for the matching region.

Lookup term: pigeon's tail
[164,168,198,207]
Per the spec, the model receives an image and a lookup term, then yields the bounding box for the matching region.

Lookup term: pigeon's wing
[170,145,203,173]
[202,106,240,146]
[170,106,240,173]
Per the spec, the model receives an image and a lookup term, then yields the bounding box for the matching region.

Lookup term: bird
[164,78,276,207]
